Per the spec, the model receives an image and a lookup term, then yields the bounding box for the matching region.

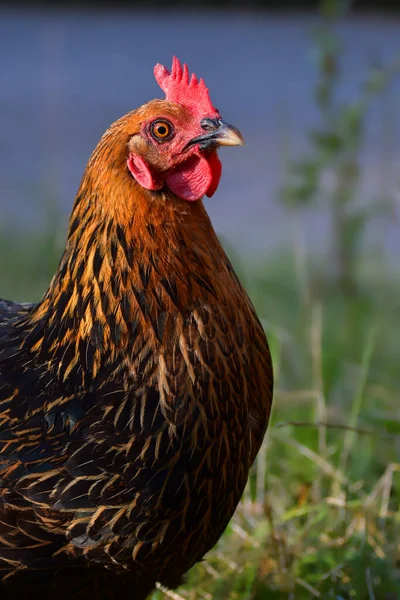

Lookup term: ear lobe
[127,153,163,191]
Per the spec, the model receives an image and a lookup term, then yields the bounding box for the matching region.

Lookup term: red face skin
[127,100,222,202]
[126,58,243,202]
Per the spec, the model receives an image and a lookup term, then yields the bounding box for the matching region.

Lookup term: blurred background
[1,1,400,598]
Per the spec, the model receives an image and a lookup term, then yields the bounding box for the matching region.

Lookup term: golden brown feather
[0,59,273,600]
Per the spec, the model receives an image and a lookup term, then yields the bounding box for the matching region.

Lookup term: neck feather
[23,162,228,388]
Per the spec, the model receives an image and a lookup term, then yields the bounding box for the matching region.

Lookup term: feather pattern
[0,90,273,600]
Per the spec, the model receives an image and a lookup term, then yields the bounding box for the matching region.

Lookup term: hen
[0,58,273,599]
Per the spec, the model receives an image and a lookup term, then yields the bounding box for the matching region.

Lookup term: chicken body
[0,60,273,599]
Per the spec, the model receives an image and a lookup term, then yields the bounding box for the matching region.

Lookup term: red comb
[154,57,219,118]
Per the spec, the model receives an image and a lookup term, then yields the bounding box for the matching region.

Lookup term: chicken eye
[151,120,173,141]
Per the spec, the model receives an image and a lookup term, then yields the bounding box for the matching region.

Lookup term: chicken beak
[187,120,245,151]
[210,121,245,147]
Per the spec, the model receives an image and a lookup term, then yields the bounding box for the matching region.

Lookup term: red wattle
[127,150,222,202]
[164,151,222,202]
[205,150,222,198]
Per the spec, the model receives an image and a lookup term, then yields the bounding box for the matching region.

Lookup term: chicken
[0,57,273,600]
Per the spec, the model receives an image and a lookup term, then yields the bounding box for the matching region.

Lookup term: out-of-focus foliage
[280,0,400,296]
[1,0,400,598]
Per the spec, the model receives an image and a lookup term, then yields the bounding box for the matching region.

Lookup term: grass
[1,6,399,596]
[1,224,400,599]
